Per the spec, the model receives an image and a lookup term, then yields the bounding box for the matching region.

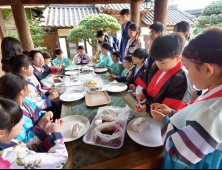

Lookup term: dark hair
[28,50,43,61]
[149,22,164,33]
[133,48,148,62]
[23,50,30,56]
[97,30,105,38]
[182,28,222,69]
[151,33,186,61]
[54,48,63,55]
[112,51,121,58]
[120,9,130,15]
[1,55,32,74]
[124,55,133,63]
[101,42,110,50]
[78,45,85,50]
[1,37,23,72]
[0,98,23,133]
[42,51,51,59]
[174,21,190,41]
[0,74,28,100]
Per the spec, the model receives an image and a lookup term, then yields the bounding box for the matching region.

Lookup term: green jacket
[52,57,72,76]
[97,52,113,68]
[121,68,128,76]
[109,60,124,76]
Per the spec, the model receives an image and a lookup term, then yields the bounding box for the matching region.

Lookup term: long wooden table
[61,72,165,169]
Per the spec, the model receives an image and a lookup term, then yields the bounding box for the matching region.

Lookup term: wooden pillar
[154,0,169,31]
[130,0,142,26]
[10,0,34,51]
[0,10,8,40]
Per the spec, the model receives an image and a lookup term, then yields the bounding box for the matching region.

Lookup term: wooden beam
[10,0,34,51]
[0,0,131,5]
[0,9,8,39]
[130,0,142,26]
[154,0,168,31]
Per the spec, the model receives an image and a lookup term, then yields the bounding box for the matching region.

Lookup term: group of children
[0,7,222,169]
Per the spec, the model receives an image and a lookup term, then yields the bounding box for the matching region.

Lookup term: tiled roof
[96,4,148,12]
[41,4,99,27]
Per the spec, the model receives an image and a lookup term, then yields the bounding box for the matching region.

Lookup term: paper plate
[127,117,163,147]
[105,83,127,92]
[60,89,85,102]
[61,115,90,142]
[65,70,79,75]
[94,68,107,73]
[65,66,80,71]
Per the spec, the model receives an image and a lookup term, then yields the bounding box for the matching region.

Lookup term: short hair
[23,50,30,56]
[151,33,186,61]
[101,42,110,50]
[112,51,121,58]
[149,22,164,33]
[128,23,140,33]
[133,48,148,62]
[124,55,133,63]
[28,50,43,61]
[78,45,85,50]
[120,9,130,15]
[97,30,104,38]
[174,21,190,41]
[42,51,51,59]
[54,48,63,55]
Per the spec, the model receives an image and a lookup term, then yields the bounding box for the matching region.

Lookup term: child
[42,51,51,66]
[135,33,193,113]
[73,45,91,65]
[108,55,133,81]
[125,23,141,56]
[149,28,222,169]
[52,48,72,76]
[0,98,68,169]
[106,51,124,75]
[173,21,190,42]
[97,42,113,68]
[29,50,62,90]
[120,9,131,62]
[3,54,62,120]
[0,74,53,143]
[97,30,119,56]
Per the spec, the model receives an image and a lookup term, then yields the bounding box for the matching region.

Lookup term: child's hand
[108,74,116,79]
[62,64,66,67]
[151,110,165,123]
[50,119,64,133]
[57,64,62,71]
[129,84,136,92]
[106,66,111,71]
[48,90,59,100]
[150,103,171,117]
[44,121,53,135]
[136,93,145,101]
[39,112,52,128]
[135,104,146,114]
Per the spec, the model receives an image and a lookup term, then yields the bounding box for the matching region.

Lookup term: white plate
[94,68,107,73]
[61,115,90,142]
[60,90,85,102]
[65,70,79,75]
[65,66,80,71]
[105,83,127,92]
[127,117,163,147]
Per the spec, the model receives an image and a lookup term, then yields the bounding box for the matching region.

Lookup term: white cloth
[155,71,167,86]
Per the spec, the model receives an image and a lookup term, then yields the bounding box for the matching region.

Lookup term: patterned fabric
[97,52,113,68]
[52,57,71,76]
[0,132,68,169]
[15,98,46,143]
[125,37,142,56]
[161,84,222,168]
[109,60,124,76]
[73,53,91,65]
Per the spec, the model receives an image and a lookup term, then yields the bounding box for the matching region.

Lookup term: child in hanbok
[147,28,222,169]
[125,23,141,56]
[73,45,91,65]
[42,51,52,66]
[106,51,124,76]
[97,42,113,68]
[29,50,63,90]
[0,98,67,169]
[108,55,133,82]
[0,74,53,143]
[4,54,62,120]
[52,48,72,76]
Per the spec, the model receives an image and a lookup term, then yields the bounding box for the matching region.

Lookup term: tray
[85,91,111,107]
[83,114,128,149]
